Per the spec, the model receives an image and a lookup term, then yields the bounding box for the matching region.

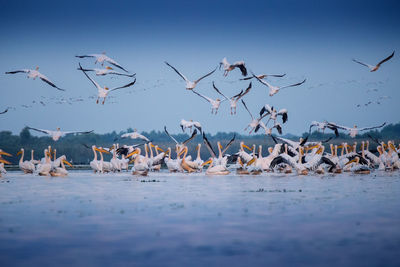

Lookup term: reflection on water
[0,171,399,266]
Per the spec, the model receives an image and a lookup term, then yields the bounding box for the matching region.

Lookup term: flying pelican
[352,51,395,72]
[76,52,129,72]
[77,66,135,77]
[0,108,9,115]
[121,129,150,142]
[255,121,282,135]
[26,126,93,141]
[240,73,286,81]
[253,73,306,96]
[164,126,197,153]
[241,100,268,134]
[192,89,226,114]
[327,122,386,138]
[164,61,216,90]
[180,119,202,133]
[79,63,136,104]
[212,82,252,115]
[5,67,65,91]
[259,104,288,124]
[219,57,247,77]
[309,121,339,136]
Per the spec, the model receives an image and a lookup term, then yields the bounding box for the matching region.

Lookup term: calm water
[0,170,399,267]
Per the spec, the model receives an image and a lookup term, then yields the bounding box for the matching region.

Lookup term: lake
[0,170,399,266]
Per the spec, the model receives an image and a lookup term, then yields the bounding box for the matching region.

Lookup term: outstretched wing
[236,82,252,100]
[252,73,272,88]
[359,122,386,132]
[5,69,29,74]
[202,132,216,158]
[0,108,8,114]
[182,129,198,146]
[164,61,189,82]
[109,71,136,77]
[212,82,228,100]
[27,126,51,135]
[241,100,254,120]
[376,51,395,67]
[110,78,136,91]
[192,90,212,103]
[352,59,372,68]
[195,67,217,83]
[105,57,129,72]
[233,62,247,76]
[38,73,65,91]
[75,55,96,59]
[62,130,94,135]
[221,134,236,155]
[79,63,102,90]
[280,79,306,90]
[164,126,179,144]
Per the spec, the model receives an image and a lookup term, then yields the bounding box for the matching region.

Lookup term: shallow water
[0,170,399,267]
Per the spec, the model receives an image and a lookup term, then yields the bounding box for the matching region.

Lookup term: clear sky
[0,0,399,136]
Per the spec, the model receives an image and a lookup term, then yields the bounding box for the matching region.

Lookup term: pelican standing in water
[50,156,73,177]
[79,63,136,104]
[26,126,93,141]
[352,51,395,72]
[17,148,35,174]
[165,61,216,90]
[76,52,129,72]
[5,67,65,91]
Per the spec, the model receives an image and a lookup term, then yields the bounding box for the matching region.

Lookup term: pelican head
[354,125,357,128]
[35,66,39,70]
[104,87,109,90]
[57,127,60,131]
[216,98,221,101]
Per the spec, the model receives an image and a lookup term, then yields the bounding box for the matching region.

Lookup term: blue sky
[0,0,399,135]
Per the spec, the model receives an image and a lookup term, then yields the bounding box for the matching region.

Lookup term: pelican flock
[0,48,397,178]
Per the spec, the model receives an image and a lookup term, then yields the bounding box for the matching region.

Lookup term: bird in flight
[5,67,65,91]
[76,52,129,72]
[352,51,395,72]
[164,61,216,90]
[26,127,93,141]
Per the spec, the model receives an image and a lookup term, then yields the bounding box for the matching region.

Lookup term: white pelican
[0,150,12,176]
[270,146,308,175]
[147,143,166,171]
[180,119,202,133]
[5,67,65,91]
[212,82,252,115]
[127,148,149,176]
[178,147,198,173]
[110,145,122,172]
[327,122,386,138]
[352,51,394,72]
[26,126,93,141]
[203,158,230,175]
[121,129,150,142]
[219,57,247,77]
[253,73,306,96]
[0,108,9,115]
[256,121,282,135]
[77,66,135,77]
[164,147,183,173]
[192,89,225,114]
[79,63,136,104]
[90,146,109,173]
[241,73,286,81]
[76,52,129,72]
[309,121,339,136]
[37,149,52,176]
[164,126,198,153]
[344,157,371,174]
[164,61,216,90]
[98,147,112,173]
[241,100,268,134]
[202,132,235,167]
[16,148,35,174]
[30,150,40,165]
[50,156,72,177]
[192,144,204,171]
[259,104,288,124]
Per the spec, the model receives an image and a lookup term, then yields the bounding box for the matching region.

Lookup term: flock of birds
[0,50,397,177]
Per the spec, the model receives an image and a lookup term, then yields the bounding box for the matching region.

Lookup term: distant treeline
[1,123,399,164]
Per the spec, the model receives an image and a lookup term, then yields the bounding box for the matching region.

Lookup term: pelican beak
[307,144,320,150]
[156,147,164,152]
[129,159,135,164]
[389,143,396,150]
[0,151,12,157]
[106,66,113,70]
[219,143,223,149]
[150,144,156,148]
[17,151,22,156]
[178,148,187,157]
[126,149,139,158]
[62,159,73,167]
[243,144,251,151]
[337,145,343,149]
[316,147,323,154]
[0,158,11,165]
[246,157,256,166]
[95,148,110,154]
[201,159,212,166]
[345,158,358,166]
